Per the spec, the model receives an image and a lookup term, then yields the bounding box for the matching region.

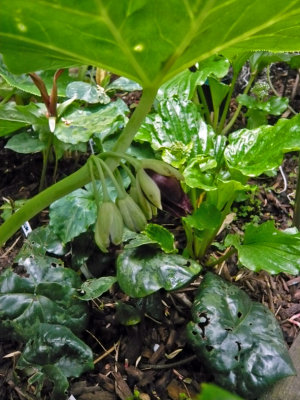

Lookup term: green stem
[205,247,237,268]
[293,153,300,230]
[197,85,212,125]
[0,163,90,247]
[92,157,110,202]
[218,71,238,134]
[98,158,126,199]
[39,133,53,191]
[0,86,158,246]
[88,160,101,205]
[222,72,257,135]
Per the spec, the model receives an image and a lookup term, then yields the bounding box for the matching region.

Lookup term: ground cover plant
[1,1,300,399]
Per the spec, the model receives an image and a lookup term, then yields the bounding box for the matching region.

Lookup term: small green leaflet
[79,276,117,301]
[225,221,300,275]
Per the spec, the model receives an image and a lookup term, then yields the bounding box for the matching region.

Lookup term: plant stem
[39,133,53,191]
[218,71,238,133]
[293,154,300,230]
[0,163,90,247]
[222,72,257,135]
[205,247,237,268]
[197,85,212,125]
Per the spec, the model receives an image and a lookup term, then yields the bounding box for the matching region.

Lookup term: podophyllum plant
[1,1,300,398]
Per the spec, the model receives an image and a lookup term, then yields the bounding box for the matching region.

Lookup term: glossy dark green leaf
[225,221,300,275]
[117,246,201,297]
[66,81,110,104]
[157,56,229,100]
[54,98,128,144]
[49,188,97,243]
[197,383,244,400]
[79,276,117,300]
[237,94,289,115]
[0,259,88,341]
[186,272,295,399]
[224,114,300,177]
[18,323,93,400]
[2,1,300,87]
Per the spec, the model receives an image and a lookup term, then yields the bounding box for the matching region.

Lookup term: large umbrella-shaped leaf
[186,272,295,399]
[1,1,300,87]
[225,221,300,275]
[117,246,201,297]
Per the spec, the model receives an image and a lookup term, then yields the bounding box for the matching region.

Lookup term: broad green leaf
[79,276,117,300]
[18,323,93,400]
[0,260,88,341]
[157,55,230,100]
[197,383,244,400]
[66,81,110,104]
[225,221,300,275]
[49,188,97,243]
[186,272,295,399]
[5,131,46,153]
[0,121,28,137]
[117,246,202,297]
[55,98,128,144]
[0,102,42,137]
[2,1,300,87]
[107,77,142,91]
[0,58,74,96]
[237,94,289,115]
[224,114,300,177]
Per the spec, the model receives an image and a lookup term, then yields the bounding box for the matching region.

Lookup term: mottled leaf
[187,272,295,399]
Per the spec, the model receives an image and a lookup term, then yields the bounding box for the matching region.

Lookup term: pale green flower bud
[136,168,162,209]
[95,201,124,253]
[116,194,147,232]
[139,159,183,180]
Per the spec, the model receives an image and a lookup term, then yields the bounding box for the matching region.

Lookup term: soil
[1,63,300,400]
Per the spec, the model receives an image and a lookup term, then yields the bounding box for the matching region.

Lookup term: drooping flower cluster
[89,154,192,252]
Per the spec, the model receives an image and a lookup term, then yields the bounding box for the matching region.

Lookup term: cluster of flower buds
[89,155,192,253]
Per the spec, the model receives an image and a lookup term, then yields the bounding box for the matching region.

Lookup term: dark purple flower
[146,170,193,217]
